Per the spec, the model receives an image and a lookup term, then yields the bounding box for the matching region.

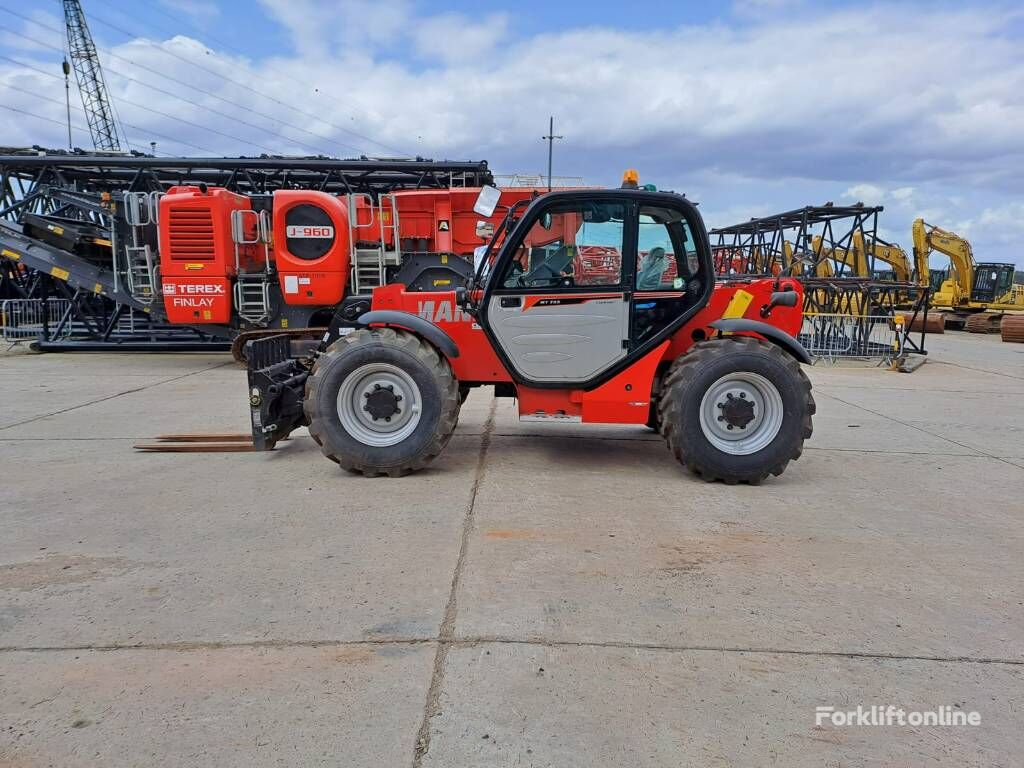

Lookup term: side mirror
[760,289,799,317]
[475,220,494,239]
[540,212,552,230]
[769,290,799,308]
[473,185,501,217]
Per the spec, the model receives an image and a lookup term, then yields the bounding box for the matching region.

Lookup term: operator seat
[637,246,668,290]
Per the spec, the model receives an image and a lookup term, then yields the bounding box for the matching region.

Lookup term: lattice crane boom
[62,0,121,151]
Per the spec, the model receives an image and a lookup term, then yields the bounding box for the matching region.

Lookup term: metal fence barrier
[1,299,72,341]
[799,312,907,364]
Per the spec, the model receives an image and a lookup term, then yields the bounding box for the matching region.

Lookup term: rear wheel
[304,328,460,476]
[659,336,814,484]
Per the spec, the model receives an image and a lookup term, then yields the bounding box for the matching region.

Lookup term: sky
[1,0,1022,267]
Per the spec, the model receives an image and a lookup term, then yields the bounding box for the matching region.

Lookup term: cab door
[483,198,634,384]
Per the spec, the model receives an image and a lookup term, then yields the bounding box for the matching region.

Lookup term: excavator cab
[971,263,1015,304]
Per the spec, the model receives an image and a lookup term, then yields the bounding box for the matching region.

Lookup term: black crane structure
[62,0,122,151]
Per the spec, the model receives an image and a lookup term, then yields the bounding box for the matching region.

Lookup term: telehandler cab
[246,173,816,484]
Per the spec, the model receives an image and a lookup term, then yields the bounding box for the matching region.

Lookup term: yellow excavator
[806,232,913,282]
[792,233,943,332]
[911,219,1024,332]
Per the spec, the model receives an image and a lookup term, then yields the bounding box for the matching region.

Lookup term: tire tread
[304,328,460,476]
[658,336,814,484]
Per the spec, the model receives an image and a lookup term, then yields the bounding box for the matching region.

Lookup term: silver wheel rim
[698,371,784,455]
[336,363,423,447]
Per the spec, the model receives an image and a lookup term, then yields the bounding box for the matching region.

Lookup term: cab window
[632,206,703,346]
[636,207,698,291]
[499,201,625,289]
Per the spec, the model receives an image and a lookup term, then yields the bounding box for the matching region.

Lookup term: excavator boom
[911,218,974,306]
[912,218,1024,331]
[806,232,911,282]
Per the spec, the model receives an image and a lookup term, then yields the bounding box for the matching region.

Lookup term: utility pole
[541,116,562,191]
[62,57,72,149]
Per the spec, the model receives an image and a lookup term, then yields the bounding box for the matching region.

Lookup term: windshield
[473,200,531,287]
[500,201,626,289]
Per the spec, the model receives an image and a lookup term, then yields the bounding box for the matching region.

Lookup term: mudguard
[357,310,461,359]
[710,318,812,365]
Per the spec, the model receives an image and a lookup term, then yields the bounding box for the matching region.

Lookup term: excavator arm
[805,232,912,284]
[809,234,868,278]
[866,235,912,283]
[912,218,973,306]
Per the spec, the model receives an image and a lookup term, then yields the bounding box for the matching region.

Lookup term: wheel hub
[698,372,785,455]
[363,384,403,422]
[719,392,756,430]
[337,363,422,447]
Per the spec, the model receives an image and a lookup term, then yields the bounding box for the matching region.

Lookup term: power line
[84,4,413,157]
[0,100,173,155]
[139,0,269,64]
[127,0,415,158]
[1,56,218,154]
[0,13,348,156]
[133,0,415,157]
[0,101,79,129]
[1,53,216,153]
[0,31,310,156]
[1,7,368,157]
[5,79,210,154]
[0,25,339,157]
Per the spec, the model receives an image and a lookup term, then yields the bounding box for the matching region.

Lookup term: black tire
[304,328,460,477]
[659,336,815,484]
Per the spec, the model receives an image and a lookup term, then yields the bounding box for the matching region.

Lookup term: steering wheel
[517,259,562,288]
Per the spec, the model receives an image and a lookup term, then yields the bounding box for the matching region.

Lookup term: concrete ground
[1,332,1021,767]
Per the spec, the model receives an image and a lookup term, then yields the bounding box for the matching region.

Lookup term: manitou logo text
[417,300,472,324]
[286,225,334,239]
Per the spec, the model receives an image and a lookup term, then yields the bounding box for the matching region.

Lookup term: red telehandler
[244,173,816,484]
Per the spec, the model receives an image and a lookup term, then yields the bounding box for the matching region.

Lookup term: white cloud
[843,184,886,203]
[957,202,1024,245]
[0,9,63,54]
[1,2,1022,263]
[256,0,413,54]
[410,13,509,65]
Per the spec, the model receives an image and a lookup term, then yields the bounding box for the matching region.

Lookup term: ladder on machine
[348,193,402,294]
[231,209,273,325]
[122,191,162,305]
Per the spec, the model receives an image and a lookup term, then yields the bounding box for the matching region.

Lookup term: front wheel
[659,336,815,484]
[304,328,460,477]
